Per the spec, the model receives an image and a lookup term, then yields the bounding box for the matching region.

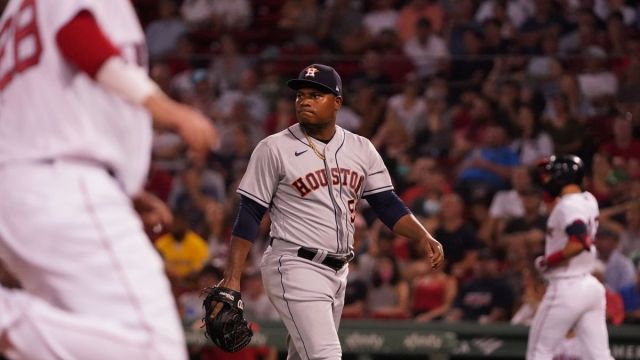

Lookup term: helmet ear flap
[534,157,553,188]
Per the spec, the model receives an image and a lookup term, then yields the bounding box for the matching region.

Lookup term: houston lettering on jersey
[292,167,364,197]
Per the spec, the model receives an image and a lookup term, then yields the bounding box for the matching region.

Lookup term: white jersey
[544,192,599,279]
[238,124,394,254]
[0,0,151,195]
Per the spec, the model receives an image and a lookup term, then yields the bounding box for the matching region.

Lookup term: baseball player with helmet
[0,0,216,359]
[526,155,614,359]
[202,64,444,358]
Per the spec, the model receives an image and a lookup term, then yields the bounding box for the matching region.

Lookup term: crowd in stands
[133,0,640,355]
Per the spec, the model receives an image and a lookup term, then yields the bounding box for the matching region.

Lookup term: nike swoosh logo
[295,150,308,157]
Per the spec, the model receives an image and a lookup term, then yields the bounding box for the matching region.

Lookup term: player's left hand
[132,191,173,234]
[202,285,253,352]
[425,237,444,270]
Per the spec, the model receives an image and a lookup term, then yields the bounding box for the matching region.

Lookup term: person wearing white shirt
[403,18,449,79]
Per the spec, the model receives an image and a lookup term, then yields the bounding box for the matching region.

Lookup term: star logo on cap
[304,66,319,78]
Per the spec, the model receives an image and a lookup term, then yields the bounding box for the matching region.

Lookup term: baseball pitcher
[202,64,444,359]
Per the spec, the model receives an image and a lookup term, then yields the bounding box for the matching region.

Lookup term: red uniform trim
[55,10,120,78]
[545,250,566,267]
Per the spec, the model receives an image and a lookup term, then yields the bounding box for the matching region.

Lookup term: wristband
[545,250,566,267]
[96,57,158,104]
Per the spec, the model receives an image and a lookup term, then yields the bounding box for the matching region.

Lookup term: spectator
[151,127,187,173]
[558,7,600,56]
[242,271,279,322]
[619,262,640,324]
[592,260,626,325]
[519,0,563,52]
[400,158,448,220]
[448,29,494,95]
[433,193,483,279]
[403,17,449,79]
[511,268,546,326]
[155,213,210,281]
[619,203,640,258]
[396,0,444,42]
[145,0,188,61]
[211,123,254,190]
[605,10,629,55]
[342,259,369,319]
[446,249,515,323]
[278,0,320,47]
[499,185,547,264]
[599,112,640,168]
[511,104,554,166]
[526,35,564,96]
[316,0,368,54]
[263,96,297,136]
[168,153,226,235]
[182,69,220,119]
[576,46,619,115]
[594,0,636,26]
[385,72,426,134]
[209,0,252,31]
[209,35,251,92]
[411,82,453,159]
[475,0,533,29]
[350,50,393,96]
[370,29,415,83]
[412,265,457,322]
[177,264,222,326]
[367,255,410,319]
[587,152,614,204]
[336,101,364,133]
[595,226,637,292]
[489,165,536,221]
[482,18,512,55]
[363,0,399,37]
[543,94,586,156]
[456,125,521,202]
[349,79,386,138]
[217,68,269,136]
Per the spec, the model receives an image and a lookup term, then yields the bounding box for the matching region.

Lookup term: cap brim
[287,79,340,96]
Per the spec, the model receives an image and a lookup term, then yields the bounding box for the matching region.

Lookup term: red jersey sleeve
[55,10,120,78]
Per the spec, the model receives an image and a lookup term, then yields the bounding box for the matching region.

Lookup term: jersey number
[0,0,42,91]
[348,199,356,224]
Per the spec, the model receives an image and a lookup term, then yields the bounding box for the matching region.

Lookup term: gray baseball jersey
[238,123,393,254]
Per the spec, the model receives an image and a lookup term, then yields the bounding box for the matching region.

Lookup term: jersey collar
[290,123,344,148]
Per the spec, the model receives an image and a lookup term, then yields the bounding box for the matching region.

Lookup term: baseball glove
[202,286,253,352]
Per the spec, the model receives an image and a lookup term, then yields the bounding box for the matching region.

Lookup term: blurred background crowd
[134,0,640,333]
[5,0,640,358]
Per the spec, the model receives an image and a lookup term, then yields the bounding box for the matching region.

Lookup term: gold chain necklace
[303,130,326,161]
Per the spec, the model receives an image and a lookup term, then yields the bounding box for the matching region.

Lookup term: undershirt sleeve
[56,10,120,78]
[231,195,268,242]
[363,190,411,230]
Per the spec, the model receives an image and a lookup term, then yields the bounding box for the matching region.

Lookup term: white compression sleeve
[95,57,159,104]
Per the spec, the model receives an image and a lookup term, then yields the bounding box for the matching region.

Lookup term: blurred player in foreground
[0,0,216,359]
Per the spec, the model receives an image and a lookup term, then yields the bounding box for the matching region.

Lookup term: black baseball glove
[202,286,253,352]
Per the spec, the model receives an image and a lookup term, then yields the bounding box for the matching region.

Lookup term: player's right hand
[174,106,218,156]
[425,237,444,270]
[144,91,218,154]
